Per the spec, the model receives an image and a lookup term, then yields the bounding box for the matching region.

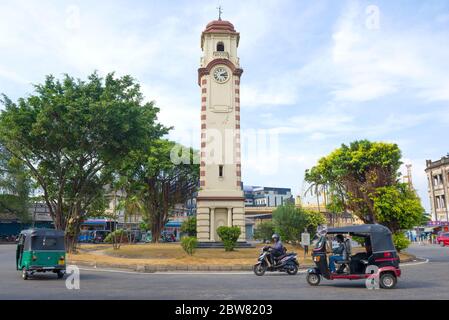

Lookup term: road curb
[69,256,424,273]
[69,260,257,272]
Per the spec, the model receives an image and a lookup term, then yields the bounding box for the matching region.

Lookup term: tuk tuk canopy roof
[20,228,64,237]
[20,229,65,251]
[326,224,396,253]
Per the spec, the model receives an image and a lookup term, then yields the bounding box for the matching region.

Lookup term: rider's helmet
[272,234,280,242]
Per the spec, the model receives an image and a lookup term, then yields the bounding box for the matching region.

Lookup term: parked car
[436,232,449,247]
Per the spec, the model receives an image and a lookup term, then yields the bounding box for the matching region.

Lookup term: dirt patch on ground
[68,243,313,267]
[68,243,415,268]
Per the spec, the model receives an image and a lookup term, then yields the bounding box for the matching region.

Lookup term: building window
[433,175,443,186]
[436,195,446,209]
[217,42,224,52]
[219,165,223,178]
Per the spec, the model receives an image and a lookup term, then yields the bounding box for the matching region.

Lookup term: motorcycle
[253,246,299,276]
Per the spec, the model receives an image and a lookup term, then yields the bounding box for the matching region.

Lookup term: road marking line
[401,258,429,267]
[78,267,308,276]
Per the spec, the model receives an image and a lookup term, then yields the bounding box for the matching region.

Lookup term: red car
[437,232,449,247]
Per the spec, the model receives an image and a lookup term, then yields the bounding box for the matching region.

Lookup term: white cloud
[328,2,449,103]
[242,1,449,105]
[0,66,29,85]
[141,83,199,149]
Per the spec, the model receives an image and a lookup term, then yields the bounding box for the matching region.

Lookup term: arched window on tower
[216,42,224,52]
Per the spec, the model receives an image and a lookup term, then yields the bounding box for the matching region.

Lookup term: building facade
[244,186,293,207]
[196,18,246,242]
[104,188,196,239]
[425,155,449,222]
[0,202,54,237]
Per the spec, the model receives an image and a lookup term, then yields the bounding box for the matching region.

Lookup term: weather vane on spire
[217,5,223,20]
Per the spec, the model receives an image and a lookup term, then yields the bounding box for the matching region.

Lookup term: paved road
[0,243,448,299]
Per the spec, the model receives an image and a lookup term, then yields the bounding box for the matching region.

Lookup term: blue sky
[1,0,449,211]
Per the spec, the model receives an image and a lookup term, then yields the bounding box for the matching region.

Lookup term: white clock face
[213,67,229,83]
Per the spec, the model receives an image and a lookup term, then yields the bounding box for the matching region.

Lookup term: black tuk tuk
[306,224,401,289]
[16,229,66,280]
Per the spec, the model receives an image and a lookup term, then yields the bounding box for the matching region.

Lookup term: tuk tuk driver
[329,234,347,273]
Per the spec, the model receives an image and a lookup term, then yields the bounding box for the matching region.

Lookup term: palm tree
[118,194,143,243]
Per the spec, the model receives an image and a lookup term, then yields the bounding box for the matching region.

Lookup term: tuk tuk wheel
[253,263,267,276]
[306,273,321,286]
[57,270,65,279]
[440,241,445,247]
[22,267,29,280]
[380,272,397,289]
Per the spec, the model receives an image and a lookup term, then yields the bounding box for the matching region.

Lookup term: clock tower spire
[196,18,246,244]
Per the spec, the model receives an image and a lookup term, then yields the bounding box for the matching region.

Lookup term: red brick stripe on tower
[200,76,208,187]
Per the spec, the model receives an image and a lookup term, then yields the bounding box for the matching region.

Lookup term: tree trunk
[151,222,161,243]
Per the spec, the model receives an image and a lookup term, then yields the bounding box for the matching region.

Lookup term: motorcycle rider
[269,234,285,266]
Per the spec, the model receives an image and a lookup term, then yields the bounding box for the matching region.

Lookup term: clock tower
[196,18,246,243]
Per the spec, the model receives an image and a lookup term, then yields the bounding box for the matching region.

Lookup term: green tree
[304,209,327,235]
[271,204,301,244]
[305,140,403,224]
[0,73,167,251]
[272,204,306,244]
[253,221,275,242]
[181,216,197,237]
[370,183,425,233]
[118,140,199,243]
[0,145,31,222]
[304,168,325,212]
[326,193,346,226]
[272,204,326,244]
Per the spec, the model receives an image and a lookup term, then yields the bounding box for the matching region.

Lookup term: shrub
[181,236,198,255]
[217,226,241,251]
[272,204,326,245]
[181,217,197,237]
[393,232,410,252]
[104,229,128,243]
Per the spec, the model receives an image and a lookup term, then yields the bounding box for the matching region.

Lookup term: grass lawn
[68,242,415,268]
[69,243,312,267]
